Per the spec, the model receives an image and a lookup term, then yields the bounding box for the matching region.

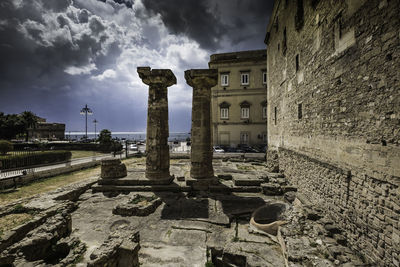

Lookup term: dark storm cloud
[140,0,274,51]
[140,0,226,50]
[100,0,133,9]
[0,0,273,132]
[0,0,122,87]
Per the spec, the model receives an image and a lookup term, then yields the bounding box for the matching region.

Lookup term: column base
[186,177,220,191]
[145,170,172,182]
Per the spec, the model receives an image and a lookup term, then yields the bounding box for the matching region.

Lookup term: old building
[265,0,399,265]
[28,118,65,140]
[209,50,268,148]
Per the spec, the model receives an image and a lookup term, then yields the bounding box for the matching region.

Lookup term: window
[241,73,249,85]
[298,103,303,119]
[262,106,267,118]
[240,132,249,144]
[220,108,229,119]
[274,106,277,125]
[262,71,267,84]
[274,17,279,33]
[241,107,249,119]
[221,74,229,86]
[283,27,287,56]
[261,100,267,118]
[240,101,251,119]
[295,54,300,72]
[295,0,304,31]
[219,101,230,120]
[262,133,267,143]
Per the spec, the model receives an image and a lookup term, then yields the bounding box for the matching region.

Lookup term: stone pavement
[0,159,365,266]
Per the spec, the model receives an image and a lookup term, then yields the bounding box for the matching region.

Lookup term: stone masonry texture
[185,69,218,179]
[265,0,399,265]
[137,67,176,180]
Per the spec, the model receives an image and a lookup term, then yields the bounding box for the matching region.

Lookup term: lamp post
[93,119,98,142]
[80,104,93,140]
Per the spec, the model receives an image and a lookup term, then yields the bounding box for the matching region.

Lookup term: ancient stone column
[185,69,218,180]
[137,67,176,180]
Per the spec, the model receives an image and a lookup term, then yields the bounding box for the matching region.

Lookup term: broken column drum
[185,69,218,179]
[137,67,176,180]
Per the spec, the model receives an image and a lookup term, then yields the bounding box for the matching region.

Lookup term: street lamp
[80,104,93,140]
[93,119,98,141]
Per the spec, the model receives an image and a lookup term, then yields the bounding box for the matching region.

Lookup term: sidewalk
[0,153,120,180]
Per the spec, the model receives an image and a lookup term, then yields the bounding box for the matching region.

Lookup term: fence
[0,150,40,182]
[0,149,70,188]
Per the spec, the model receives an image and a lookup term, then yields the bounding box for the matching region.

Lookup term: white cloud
[91,69,117,81]
[65,63,97,75]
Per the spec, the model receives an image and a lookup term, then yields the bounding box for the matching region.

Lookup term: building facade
[265,0,399,265]
[28,119,65,140]
[209,50,267,148]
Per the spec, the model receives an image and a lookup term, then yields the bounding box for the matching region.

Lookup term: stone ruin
[0,67,366,266]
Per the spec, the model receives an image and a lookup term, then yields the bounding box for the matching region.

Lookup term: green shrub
[0,150,71,170]
[0,140,13,155]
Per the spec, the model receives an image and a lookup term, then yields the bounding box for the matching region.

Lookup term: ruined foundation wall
[279,148,399,265]
[265,0,399,265]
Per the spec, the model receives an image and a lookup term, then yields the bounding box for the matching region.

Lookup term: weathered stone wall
[265,0,399,265]
[279,148,399,265]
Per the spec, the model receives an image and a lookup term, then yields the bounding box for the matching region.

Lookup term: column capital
[137,67,177,87]
[184,69,218,88]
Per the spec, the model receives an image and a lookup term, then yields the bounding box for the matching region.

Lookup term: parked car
[213,146,225,153]
[223,146,238,153]
[237,144,259,153]
[129,144,138,151]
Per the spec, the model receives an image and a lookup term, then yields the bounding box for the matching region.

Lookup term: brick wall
[265,0,399,265]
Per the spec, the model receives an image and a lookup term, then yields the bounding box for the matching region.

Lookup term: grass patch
[231,236,239,242]
[0,157,143,206]
[165,229,172,238]
[70,151,108,159]
[0,167,100,205]
[205,261,215,267]
[129,194,157,205]
[236,164,255,171]
[0,213,34,240]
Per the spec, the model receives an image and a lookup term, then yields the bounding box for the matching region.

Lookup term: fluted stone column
[137,67,176,180]
[185,69,218,181]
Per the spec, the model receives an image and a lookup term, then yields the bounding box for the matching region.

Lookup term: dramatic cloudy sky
[0,0,273,133]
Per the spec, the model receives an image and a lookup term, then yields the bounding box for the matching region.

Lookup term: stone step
[230,186,263,193]
[261,183,283,196]
[98,176,174,186]
[233,177,263,186]
[267,172,284,178]
[92,184,190,193]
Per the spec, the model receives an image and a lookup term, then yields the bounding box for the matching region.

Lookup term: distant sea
[65,131,190,141]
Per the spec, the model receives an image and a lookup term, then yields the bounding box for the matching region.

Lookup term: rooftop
[209,49,267,65]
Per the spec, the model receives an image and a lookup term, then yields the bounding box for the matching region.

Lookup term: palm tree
[20,111,38,141]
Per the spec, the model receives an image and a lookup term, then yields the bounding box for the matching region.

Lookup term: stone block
[261,183,282,196]
[186,177,219,191]
[232,175,263,186]
[281,185,297,193]
[101,158,127,179]
[113,194,162,217]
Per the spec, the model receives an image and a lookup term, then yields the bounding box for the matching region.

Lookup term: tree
[0,113,24,140]
[0,140,13,155]
[98,129,112,145]
[20,111,38,141]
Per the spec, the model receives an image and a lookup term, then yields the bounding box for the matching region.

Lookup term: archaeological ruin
[0,0,398,266]
[185,69,219,189]
[137,67,176,182]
